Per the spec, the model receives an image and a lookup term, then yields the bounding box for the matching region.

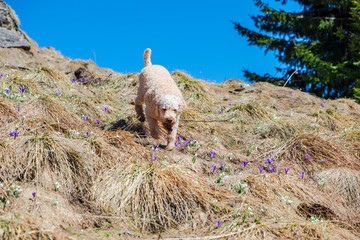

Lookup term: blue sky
[7,0,301,83]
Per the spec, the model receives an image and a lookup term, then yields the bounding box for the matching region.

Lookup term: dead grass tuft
[9,133,93,198]
[93,163,234,232]
[172,71,215,111]
[0,213,72,240]
[316,168,360,212]
[227,103,270,123]
[263,133,356,173]
[259,121,299,140]
[25,96,80,127]
[0,102,19,124]
[28,67,68,89]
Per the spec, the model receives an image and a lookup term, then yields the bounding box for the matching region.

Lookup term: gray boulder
[0,1,30,50]
[0,27,30,49]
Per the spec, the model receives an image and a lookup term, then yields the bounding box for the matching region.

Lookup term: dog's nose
[166,118,174,124]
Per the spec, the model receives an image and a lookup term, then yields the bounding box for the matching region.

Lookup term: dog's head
[156,95,186,129]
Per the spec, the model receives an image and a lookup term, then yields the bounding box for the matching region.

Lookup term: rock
[0,1,19,30]
[0,28,30,49]
[74,67,101,85]
[0,1,30,50]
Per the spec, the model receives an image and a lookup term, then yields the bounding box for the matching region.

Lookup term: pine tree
[233,0,360,101]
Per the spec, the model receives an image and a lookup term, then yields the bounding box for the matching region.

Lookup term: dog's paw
[165,145,174,150]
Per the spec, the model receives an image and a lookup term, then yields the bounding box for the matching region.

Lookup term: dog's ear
[179,99,187,113]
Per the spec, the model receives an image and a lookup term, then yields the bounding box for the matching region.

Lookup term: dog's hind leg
[135,96,145,122]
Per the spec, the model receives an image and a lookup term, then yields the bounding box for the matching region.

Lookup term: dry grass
[0,101,19,124]
[1,40,360,239]
[0,213,72,240]
[261,133,357,174]
[226,103,271,123]
[8,133,93,198]
[25,95,81,127]
[317,168,360,212]
[93,163,235,232]
[172,71,215,111]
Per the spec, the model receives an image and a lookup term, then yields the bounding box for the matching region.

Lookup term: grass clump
[317,168,360,212]
[93,163,233,232]
[267,133,356,173]
[227,103,270,123]
[10,132,93,198]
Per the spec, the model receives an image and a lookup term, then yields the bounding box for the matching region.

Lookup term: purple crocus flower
[322,158,326,163]
[268,166,275,172]
[215,221,223,227]
[212,165,217,172]
[32,192,36,198]
[96,120,101,124]
[320,104,325,108]
[258,166,264,173]
[10,130,19,139]
[84,116,89,121]
[5,89,10,94]
[221,163,225,169]
[177,136,182,141]
[175,142,181,148]
[71,78,77,83]
[210,151,216,158]
[300,172,305,179]
[56,92,61,97]
[323,100,326,104]
[192,140,197,144]
[153,145,158,151]
[184,139,191,147]
[332,125,336,130]
[86,132,91,137]
[242,161,248,167]
[19,87,25,93]
[227,104,231,106]
[289,91,293,94]
[152,156,156,161]
[218,111,222,114]
[266,158,274,164]
[16,106,20,112]
[80,78,84,82]
[104,107,108,112]
[305,154,310,160]
[284,168,289,174]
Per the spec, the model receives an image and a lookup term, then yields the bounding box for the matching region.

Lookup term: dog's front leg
[147,117,161,139]
[165,116,180,150]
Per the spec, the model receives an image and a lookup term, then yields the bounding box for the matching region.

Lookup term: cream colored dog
[135,48,186,150]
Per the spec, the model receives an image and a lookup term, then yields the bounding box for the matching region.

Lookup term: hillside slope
[1,3,360,239]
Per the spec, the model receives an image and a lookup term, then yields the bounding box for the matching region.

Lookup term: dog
[135,48,186,150]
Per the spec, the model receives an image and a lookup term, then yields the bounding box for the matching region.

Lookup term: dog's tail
[144,48,152,67]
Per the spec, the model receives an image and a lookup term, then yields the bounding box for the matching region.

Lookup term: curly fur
[135,48,186,150]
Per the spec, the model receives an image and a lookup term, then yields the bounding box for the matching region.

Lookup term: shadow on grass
[107,119,146,138]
